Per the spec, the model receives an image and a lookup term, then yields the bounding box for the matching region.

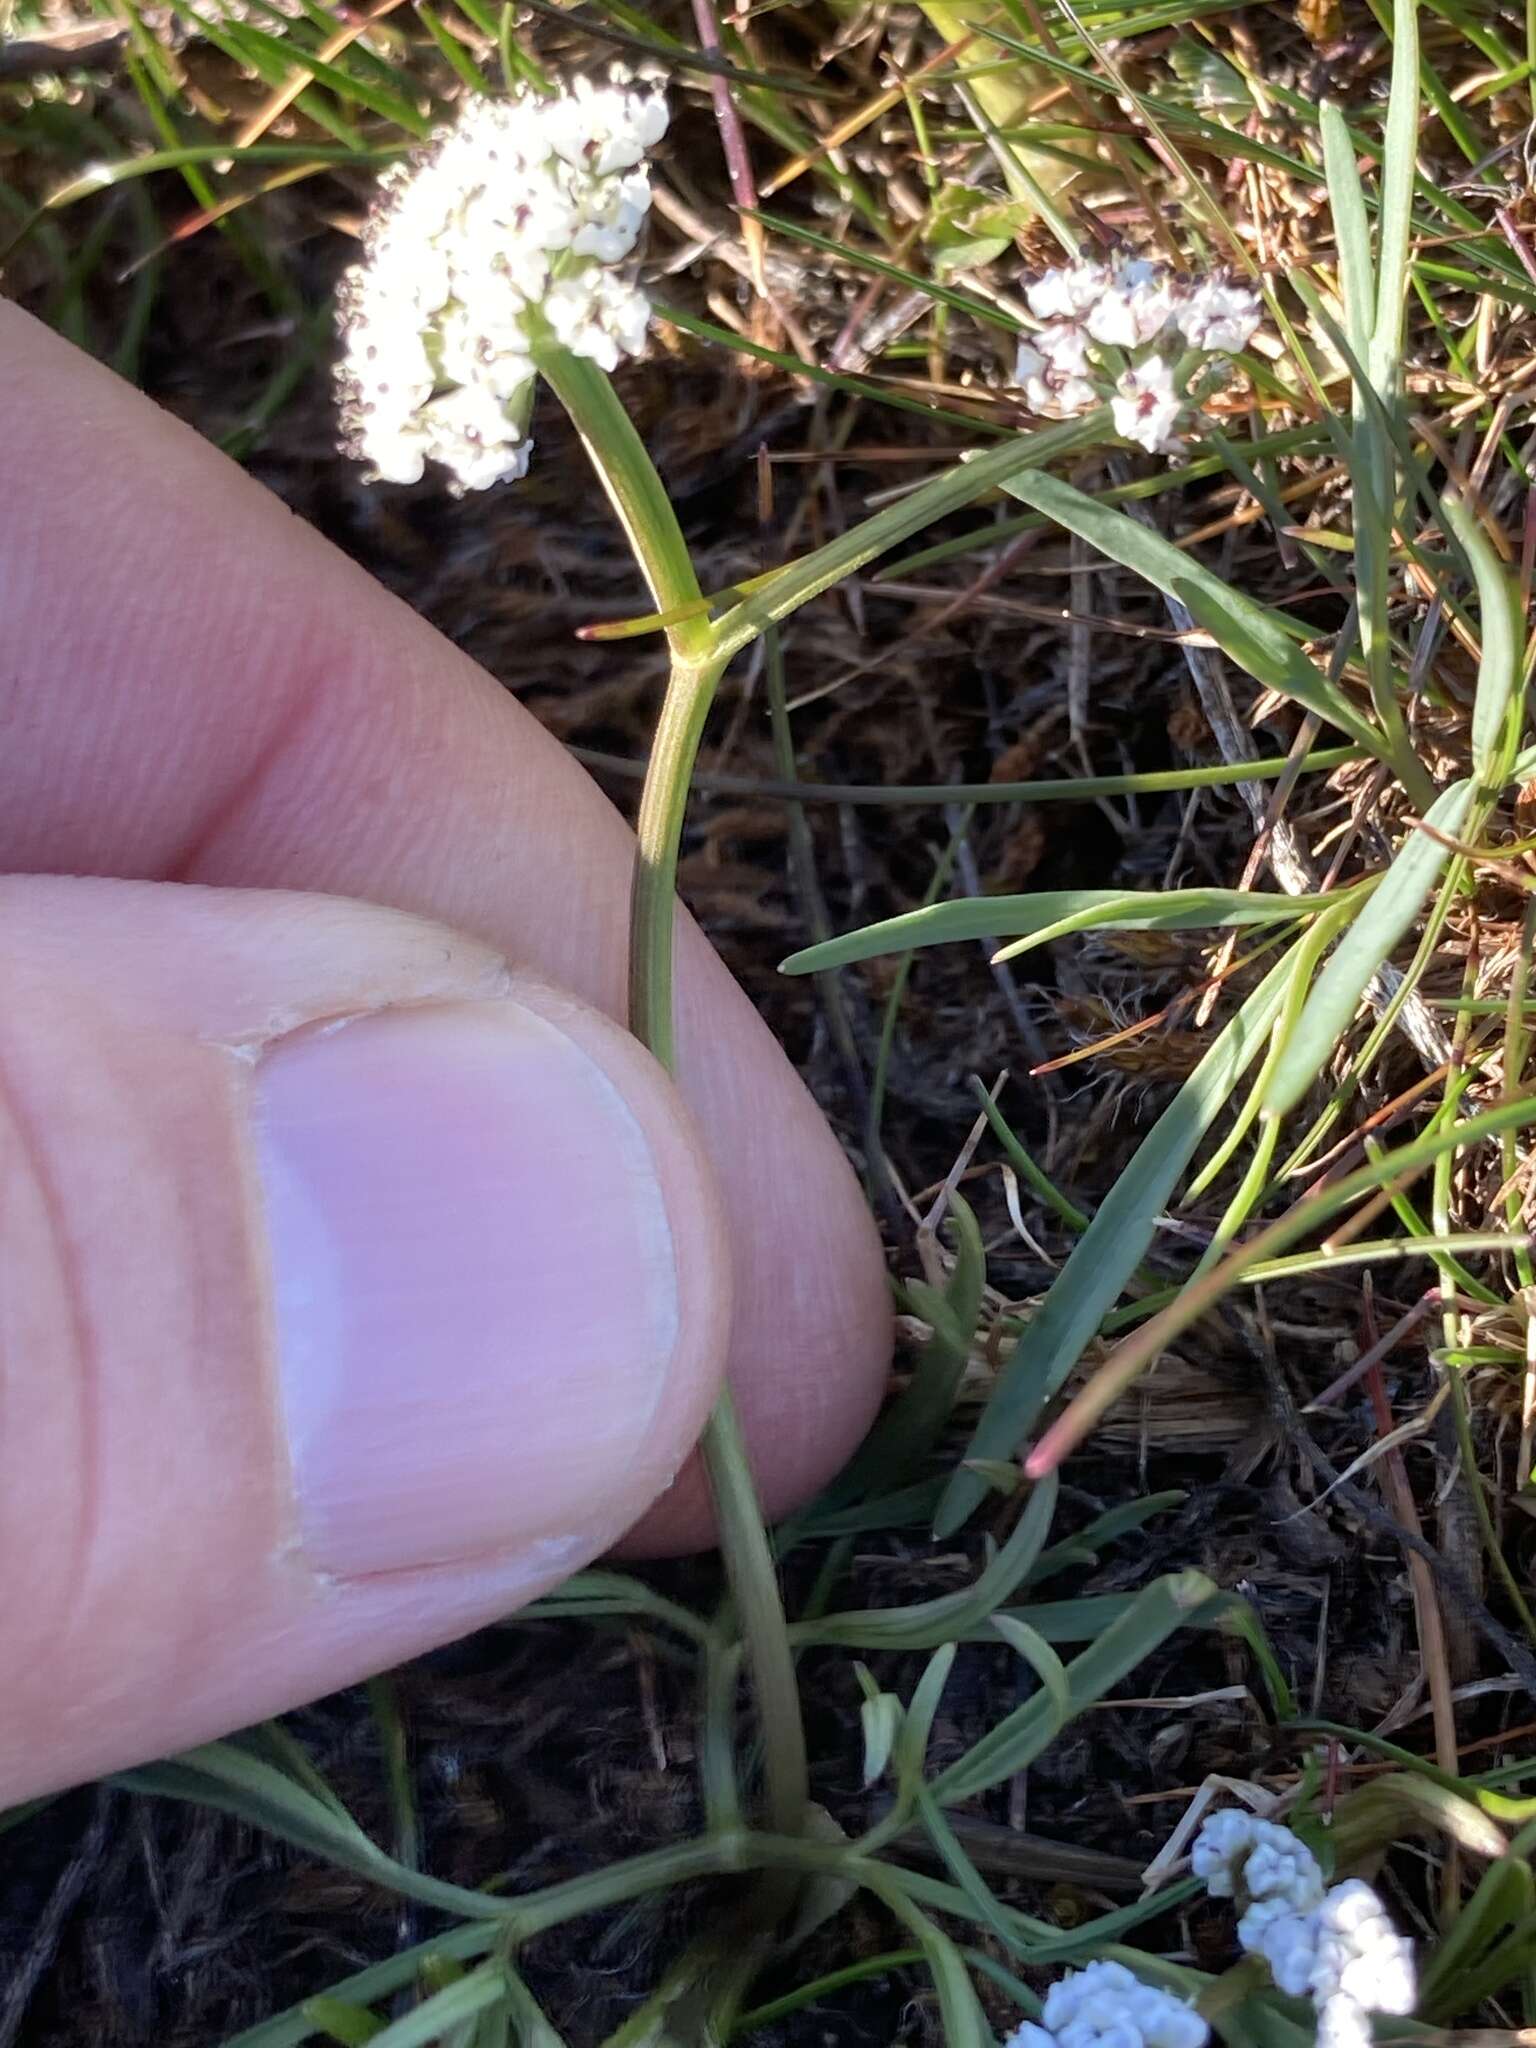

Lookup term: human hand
[0,303,890,1805]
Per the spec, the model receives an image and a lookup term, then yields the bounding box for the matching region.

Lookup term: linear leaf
[366,1966,508,2048]
[711,415,1107,663]
[837,1197,985,1495]
[1435,492,1524,786]
[991,1614,1072,1738]
[790,1474,1059,1650]
[1263,778,1472,1116]
[227,1930,500,2048]
[783,887,1335,975]
[997,470,1389,759]
[1370,0,1420,394]
[935,946,1298,1535]
[115,1743,505,1921]
[932,1572,1221,1802]
[1319,100,1375,359]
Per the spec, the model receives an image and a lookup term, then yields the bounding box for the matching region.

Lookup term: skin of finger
[0,304,891,1547]
[0,877,730,1801]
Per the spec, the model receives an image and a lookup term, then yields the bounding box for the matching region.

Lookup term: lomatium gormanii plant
[252,21,1528,2036]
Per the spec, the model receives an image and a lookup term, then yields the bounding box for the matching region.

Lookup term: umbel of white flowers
[335,76,667,492]
[1013,256,1261,454]
[1003,1959,1209,2048]
[1191,1812,1416,2048]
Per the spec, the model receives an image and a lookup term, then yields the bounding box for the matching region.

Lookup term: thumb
[0,875,729,1804]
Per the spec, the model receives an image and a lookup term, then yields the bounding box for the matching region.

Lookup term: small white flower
[570,166,653,261]
[1086,262,1178,347]
[415,383,533,492]
[1015,325,1099,417]
[1025,260,1108,324]
[1189,1809,1261,1898]
[1003,1961,1209,2048]
[1255,1910,1321,1997]
[1177,277,1261,353]
[1035,320,1092,377]
[544,266,652,370]
[1111,357,1185,453]
[542,73,668,175]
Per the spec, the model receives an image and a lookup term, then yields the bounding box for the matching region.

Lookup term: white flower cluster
[1259,1880,1417,2048]
[335,78,667,492]
[1004,1961,1209,2048]
[1013,257,1260,455]
[1191,1814,1416,2048]
[1190,1810,1325,1947]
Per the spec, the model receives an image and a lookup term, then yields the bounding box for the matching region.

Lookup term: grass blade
[711,415,1106,663]
[932,1571,1221,1801]
[837,1196,985,1494]
[997,471,1390,760]
[934,946,1300,1536]
[1319,100,1375,357]
[1263,778,1472,1117]
[783,886,1339,975]
[1434,490,1525,787]
[1370,0,1420,396]
[365,1965,508,2048]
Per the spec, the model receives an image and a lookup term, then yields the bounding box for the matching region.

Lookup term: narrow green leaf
[839,1198,985,1495]
[657,302,1008,436]
[367,1965,508,2048]
[792,1474,1058,1650]
[860,1690,904,1787]
[1370,0,1420,394]
[415,4,493,95]
[784,886,1332,975]
[901,1908,992,2048]
[1321,112,1375,351]
[176,16,364,149]
[935,949,1296,1536]
[532,342,708,655]
[1420,1857,1535,2016]
[217,19,435,134]
[115,1743,506,1921]
[0,1793,61,1837]
[916,1787,1033,1958]
[997,471,1389,759]
[712,415,1107,664]
[1026,1491,1186,1585]
[991,1614,1072,1736]
[1435,493,1524,786]
[893,1643,959,1811]
[227,1930,501,2048]
[749,206,1021,332]
[1264,778,1472,1116]
[932,1572,1220,1802]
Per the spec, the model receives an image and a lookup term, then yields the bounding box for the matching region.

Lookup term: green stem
[534,341,810,1846]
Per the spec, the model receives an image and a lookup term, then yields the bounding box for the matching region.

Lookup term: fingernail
[251,999,680,1576]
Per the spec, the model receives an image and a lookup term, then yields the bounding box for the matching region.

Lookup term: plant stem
[534,341,810,1846]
